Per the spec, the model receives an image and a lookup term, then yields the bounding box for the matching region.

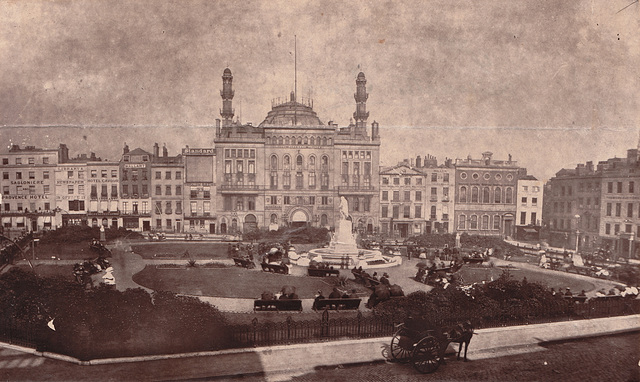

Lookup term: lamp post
[574,214,581,253]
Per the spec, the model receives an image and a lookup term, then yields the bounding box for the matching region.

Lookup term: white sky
[1,0,639,181]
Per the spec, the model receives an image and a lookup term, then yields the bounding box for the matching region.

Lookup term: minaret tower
[353,72,369,129]
[220,68,235,127]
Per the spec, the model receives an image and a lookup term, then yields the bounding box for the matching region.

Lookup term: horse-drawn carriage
[389,319,474,374]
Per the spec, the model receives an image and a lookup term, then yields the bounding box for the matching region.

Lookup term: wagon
[389,319,473,374]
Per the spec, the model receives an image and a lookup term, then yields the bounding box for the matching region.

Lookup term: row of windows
[155,201,183,214]
[121,184,149,196]
[382,188,451,202]
[604,222,638,236]
[266,136,332,146]
[1,202,52,212]
[3,171,51,180]
[268,213,330,226]
[381,205,448,219]
[459,172,513,181]
[520,197,539,206]
[554,183,601,197]
[341,150,372,160]
[459,186,513,204]
[154,170,182,180]
[154,185,183,196]
[341,162,372,176]
[3,185,51,194]
[458,214,502,230]
[121,169,149,181]
[606,181,635,194]
[552,217,598,231]
[224,149,256,159]
[382,173,450,185]
[269,154,329,171]
[268,172,329,189]
[266,195,331,206]
[604,202,640,218]
[519,211,538,225]
[2,157,51,165]
[224,160,256,174]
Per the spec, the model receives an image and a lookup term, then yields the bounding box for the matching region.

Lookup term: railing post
[252,317,258,347]
[321,308,329,337]
[357,310,362,336]
[286,316,292,343]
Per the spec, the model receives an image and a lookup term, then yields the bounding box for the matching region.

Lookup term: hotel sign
[124,163,147,169]
[184,148,215,155]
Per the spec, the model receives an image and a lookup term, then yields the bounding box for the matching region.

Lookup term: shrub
[0,269,231,360]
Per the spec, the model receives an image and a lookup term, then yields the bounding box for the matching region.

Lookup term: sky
[1,0,639,181]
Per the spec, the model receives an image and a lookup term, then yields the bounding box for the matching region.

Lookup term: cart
[389,319,473,374]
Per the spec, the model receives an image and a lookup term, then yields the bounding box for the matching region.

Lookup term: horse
[446,321,474,361]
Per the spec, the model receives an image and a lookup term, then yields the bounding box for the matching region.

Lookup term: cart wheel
[390,331,413,363]
[412,336,442,374]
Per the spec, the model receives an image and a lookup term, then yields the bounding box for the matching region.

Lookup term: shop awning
[523,228,538,233]
[1,217,10,223]
[43,216,52,223]
[16,217,24,223]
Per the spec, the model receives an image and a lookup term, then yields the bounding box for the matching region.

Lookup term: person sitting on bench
[312,290,325,310]
[329,287,342,299]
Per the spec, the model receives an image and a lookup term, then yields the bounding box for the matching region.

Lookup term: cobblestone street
[280,332,640,382]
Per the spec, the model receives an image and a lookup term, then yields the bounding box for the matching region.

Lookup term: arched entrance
[220,218,227,234]
[231,218,238,233]
[290,209,309,228]
[244,214,257,232]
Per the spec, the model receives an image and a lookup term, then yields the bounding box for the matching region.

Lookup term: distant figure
[329,287,342,299]
[564,288,573,297]
[312,290,326,310]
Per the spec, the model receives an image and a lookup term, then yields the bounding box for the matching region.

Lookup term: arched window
[493,215,501,230]
[482,215,489,230]
[494,187,501,203]
[471,187,479,203]
[321,214,328,226]
[277,136,283,145]
[231,218,238,232]
[459,186,467,203]
[303,137,308,145]
[296,155,303,167]
[505,187,513,204]
[309,155,316,170]
[321,155,329,168]
[322,137,327,145]
[270,214,278,224]
[284,155,291,169]
[297,137,302,145]
[328,138,332,145]
[285,136,290,145]
[266,137,271,144]
[458,214,466,230]
[310,137,315,145]
[482,187,490,203]
[469,215,478,229]
[270,155,278,170]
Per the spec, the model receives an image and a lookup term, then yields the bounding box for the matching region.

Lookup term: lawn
[132,265,346,298]
[15,264,76,282]
[130,242,230,259]
[457,265,597,292]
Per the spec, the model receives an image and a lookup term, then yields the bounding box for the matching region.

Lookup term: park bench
[261,262,289,274]
[233,257,255,269]
[313,298,361,311]
[253,299,302,312]
[307,268,340,277]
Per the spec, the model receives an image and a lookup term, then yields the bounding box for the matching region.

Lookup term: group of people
[261,286,299,300]
[309,261,335,270]
[594,285,639,298]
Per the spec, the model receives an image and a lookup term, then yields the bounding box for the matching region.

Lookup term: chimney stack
[163,144,168,157]
[153,143,160,158]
